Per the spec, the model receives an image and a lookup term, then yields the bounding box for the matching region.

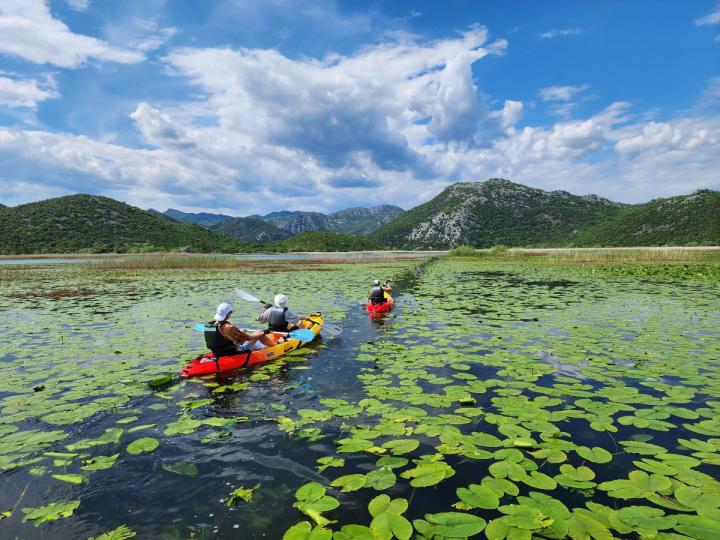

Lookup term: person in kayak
[205,302,274,357]
[368,279,392,304]
[257,294,306,334]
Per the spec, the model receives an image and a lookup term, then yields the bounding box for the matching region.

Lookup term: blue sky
[0,1,718,214]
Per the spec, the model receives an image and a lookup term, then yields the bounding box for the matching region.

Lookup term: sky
[0,0,718,215]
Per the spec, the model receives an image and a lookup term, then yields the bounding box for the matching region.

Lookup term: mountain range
[370,179,719,248]
[161,205,404,243]
[0,180,717,254]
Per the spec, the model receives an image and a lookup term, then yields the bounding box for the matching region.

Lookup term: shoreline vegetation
[0,247,718,280]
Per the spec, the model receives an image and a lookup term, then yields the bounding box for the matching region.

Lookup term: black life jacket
[370,286,385,303]
[204,321,236,357]
[267,307,289,332]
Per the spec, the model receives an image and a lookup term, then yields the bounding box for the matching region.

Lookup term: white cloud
[0,75,57,108]
[65,0,91,11]
[538,28,583,39]
[130,102,193,149]
[165,26,507,171]
[0,0,142,68]
[0,26,718,212]
[695,5,720,25]
[539,85,588,102]
[614,120,717,157]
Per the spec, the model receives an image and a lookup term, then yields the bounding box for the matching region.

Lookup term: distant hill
[277,231,380,252]
[327,205,404,235]
[162,208,235,227]
[162,205,403,235]
[0,195,240,254]
[370,179,626,249]
[258,211,330,234]
[244,205,404,235]
[211,216,291,243]
[574,189,720,246]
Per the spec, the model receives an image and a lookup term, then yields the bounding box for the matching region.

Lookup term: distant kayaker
[368,279,392,304]
[257,294,306,333]
[205,302,274,357]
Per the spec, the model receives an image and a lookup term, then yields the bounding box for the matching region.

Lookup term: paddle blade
[322,324,343,337]
[194,323,206,332]
[235,288,261,303]
[288,329,315,342]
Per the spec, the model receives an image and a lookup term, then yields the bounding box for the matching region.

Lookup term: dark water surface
[1,259,719,539]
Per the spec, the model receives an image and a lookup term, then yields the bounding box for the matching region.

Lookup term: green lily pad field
[0,256,718,539]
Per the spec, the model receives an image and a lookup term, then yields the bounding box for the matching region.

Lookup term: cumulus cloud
[0,75,57,108]
[538,28,583,39]
[695,5,720,25]
[0,21,718,212]
[166,26,506,172]
[130,103,194,149]
[0,0,142,68]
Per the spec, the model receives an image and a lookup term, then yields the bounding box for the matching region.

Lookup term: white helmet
[274,294,288,308]
[373,279,380,286]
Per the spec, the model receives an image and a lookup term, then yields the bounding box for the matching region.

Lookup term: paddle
[193,324,314,342]
[235,287,342,338]
[322,323,343,337]
[235,288,268,305]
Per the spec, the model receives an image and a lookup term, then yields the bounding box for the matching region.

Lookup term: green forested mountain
[371,179,627,249]
[211,216,291,243]
[0,195,240,254]
[574,190,720,246]
[1,183,717,254]
[328,205,404,235]
[277,231,380,252]
[162,208,235,227]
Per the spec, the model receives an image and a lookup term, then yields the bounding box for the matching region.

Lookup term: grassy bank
[447,245,720,280]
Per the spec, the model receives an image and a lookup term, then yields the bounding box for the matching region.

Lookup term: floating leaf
[126,437,158,455]
[399,461,454,487]
[330,474,366,493]
[414,512,486,538]
[365,467,396,491]
[88,525,136,540]
[316,456,344,472]
[456,484,499,510]
[162,462,198,476]
[226,484,259,506]
[380,439,419,455]
[22,500,80,526]
[52,474,85,484]
[81,454,119,472]
[576,446,613,463]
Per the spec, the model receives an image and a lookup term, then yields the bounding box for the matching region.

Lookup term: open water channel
[0,257,718,539]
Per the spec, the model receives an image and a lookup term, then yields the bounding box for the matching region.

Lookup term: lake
[0,257,718,539]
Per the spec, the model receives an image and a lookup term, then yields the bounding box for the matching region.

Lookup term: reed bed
[92,254,253,270]
[543,248,720,264]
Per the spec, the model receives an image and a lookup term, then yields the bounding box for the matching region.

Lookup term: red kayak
[180,312,324,377]
[367,292,393,315]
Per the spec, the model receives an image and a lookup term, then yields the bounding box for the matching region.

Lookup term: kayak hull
[180,312,324,377]
[367,292,393,314]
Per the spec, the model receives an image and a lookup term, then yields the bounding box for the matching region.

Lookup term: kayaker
[257,294,306,333]
[368,279,392,304]
[205,302,274,357]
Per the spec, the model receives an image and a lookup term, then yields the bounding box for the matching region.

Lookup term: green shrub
[488,245,508,254]
[448,245,477,256]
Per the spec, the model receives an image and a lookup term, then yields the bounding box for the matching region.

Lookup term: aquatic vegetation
[0,257,718,538]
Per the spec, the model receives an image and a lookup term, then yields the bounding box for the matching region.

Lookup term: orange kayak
[180,312,324,377]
